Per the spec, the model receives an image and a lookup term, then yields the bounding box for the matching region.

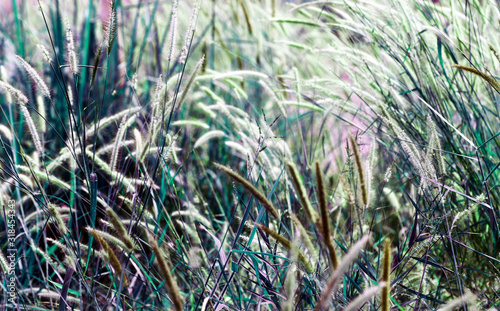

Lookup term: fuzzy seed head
[48,204,68,235]
[0,80,28,104]
[148,234,183,311]
[21,105,43,157]
[106,207,134,250]
[37,44,52,64]
[381,239,392,311]
[179,1,199,64]
[65,19,79,75]
[166,0,178,62]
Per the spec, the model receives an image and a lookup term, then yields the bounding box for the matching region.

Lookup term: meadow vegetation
[0,0,499,309]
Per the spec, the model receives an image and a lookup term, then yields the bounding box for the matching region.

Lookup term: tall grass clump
[0,0,499,309]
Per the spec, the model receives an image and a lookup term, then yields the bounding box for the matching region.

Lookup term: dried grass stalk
[148,234,183,311]
[216,163,279,218]
[315,161,338,270]
[255,223,314,274]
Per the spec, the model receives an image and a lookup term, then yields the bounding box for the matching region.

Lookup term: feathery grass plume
[20,105,43,157]
[385,117,430,190]
[289,213,316,256]
[0,251,9,273]
[152,74,165,112]
[162,134,179,164]
[89,155,152,193]
[133,128,142,160]
[315,161,338,270]
[0,196,5,221]
[86,107,141,137]
[0,80,28,104]
[215,163,279,218]
[46,145,81,172]
[255,223,314,274]
[148,76,166,143]
[48,204,68,235]
[176,220,202,245]
[110,115,136,171]
[427,116,446,177]
[148,234,183,311]
[89,227,133,252]
[87,227,128,286]
[225,141,249,157]
[111,116,127,171]
[287,161,319,224]
[16,165,71,190]
[104,0,117,53]
[179,1,199,64]
[106,207,134,250]
[421,122,438,183]
[36,95,46,133]
[193,130,225,148]
[46,238,76,270]
[172,120,209,129]
[171,209,211,228]
[283,263,298,311]
[365,140,376,203]
[196,102,217,118]
[37,44,52,64]
[0,124,12,141]
[85,149,154,190]
[315,235,370,310]
[343,284,383,311]
[149,103,172,153]
[407,235,437,259]
[340,172,355,209]
[0,67,11,103]
[452,64,500,93]
[451,194,485,232]
[166,0,178,62]
[65,18,78,75]
[30,240,64,273]
[26,290,80,304]
[436,290,477,311]
[16,55,50,99]
[50,234,109,262]
[381,239,392,311]
[284,229,302,311]
[349,134,368,207]
[141,145,181,164]
[90,43,103,90]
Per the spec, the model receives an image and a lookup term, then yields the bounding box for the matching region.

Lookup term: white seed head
[166,0,178,62]
[16,55,51,99]
[65,19,79,75]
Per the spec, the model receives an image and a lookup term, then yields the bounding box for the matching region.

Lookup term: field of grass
[0,0,499,309]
